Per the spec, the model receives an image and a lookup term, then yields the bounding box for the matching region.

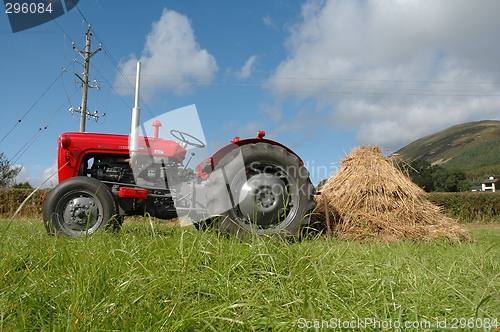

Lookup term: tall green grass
[0,220,499,331]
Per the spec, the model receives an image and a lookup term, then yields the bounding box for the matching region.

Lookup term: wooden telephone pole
[70,25,103,132]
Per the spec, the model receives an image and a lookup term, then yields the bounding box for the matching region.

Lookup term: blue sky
[2,0,500,188]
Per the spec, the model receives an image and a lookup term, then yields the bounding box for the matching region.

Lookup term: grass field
[0,220,499,331]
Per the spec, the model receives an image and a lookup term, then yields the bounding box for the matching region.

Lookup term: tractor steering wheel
[170,130,206,148]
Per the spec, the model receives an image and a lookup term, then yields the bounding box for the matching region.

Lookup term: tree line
[316,159,497,193]
[400,160,470,192]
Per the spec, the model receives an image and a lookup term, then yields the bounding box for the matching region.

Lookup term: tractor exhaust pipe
[130,62,141,158]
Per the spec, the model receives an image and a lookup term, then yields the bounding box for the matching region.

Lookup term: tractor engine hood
[151,139,186,163]
[56,132,186,182]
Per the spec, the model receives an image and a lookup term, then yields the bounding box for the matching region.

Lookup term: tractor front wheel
[43,177,120,237]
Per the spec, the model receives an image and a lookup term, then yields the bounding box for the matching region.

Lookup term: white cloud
[237,121,265,138]
[116,8,218,98]
[263,14,277,30]
[238,55,258,79]
[267,0,500,149]
[15,166,30,184]
[15,162,58,189]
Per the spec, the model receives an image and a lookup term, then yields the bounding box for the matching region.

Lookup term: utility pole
[70,25,103,132]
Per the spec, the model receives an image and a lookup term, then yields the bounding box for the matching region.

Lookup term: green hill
[395,120,500,172]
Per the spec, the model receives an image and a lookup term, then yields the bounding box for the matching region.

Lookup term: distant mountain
[395,120,500,172]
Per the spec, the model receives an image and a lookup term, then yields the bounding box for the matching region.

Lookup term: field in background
[3,188,500,224]
[0,220,498,331]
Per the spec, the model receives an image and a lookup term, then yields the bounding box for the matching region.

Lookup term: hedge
[1,189,499,223]
[428,192,500,223]
[0,188,50,219]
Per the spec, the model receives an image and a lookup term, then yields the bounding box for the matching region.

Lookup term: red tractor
[42,64,315,238]
[42,125,316,238]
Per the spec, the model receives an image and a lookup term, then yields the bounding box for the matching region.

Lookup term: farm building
[470,177,499,192]
[481,177,498,192]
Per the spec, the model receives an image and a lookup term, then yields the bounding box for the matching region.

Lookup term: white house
[481,177,498,192]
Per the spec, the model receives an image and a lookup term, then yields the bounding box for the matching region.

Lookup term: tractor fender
[196,136,304,179]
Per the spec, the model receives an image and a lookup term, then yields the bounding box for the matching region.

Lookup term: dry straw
[312,146,470,242]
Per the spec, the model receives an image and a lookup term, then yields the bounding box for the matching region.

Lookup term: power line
[105,71,500,98]
[91,38,156,118]
[111,80,500,98]
[106,72,500,86]
[47,2,154,120]
[10,89,79,165]
[69,3,156,118]
[49,1,500,103]
[265,75,500,86]
[64,2,500,105]
[88,51,143,112]
[110,79,497,93]
[70,24,103,132]
[0,71,64,144]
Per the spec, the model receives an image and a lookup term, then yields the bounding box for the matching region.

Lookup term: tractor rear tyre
[43,176,121,237]
[207,143,316,239]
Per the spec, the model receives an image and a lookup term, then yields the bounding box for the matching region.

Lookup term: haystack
[313,146,470,242]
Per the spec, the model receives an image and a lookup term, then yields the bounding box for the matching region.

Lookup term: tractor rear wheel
[43,177,120,237]
[207,143,316,238]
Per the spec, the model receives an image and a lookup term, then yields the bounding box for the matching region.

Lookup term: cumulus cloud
[116,8,218,98]
[238,55,258,78]
[267,0,500,149]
